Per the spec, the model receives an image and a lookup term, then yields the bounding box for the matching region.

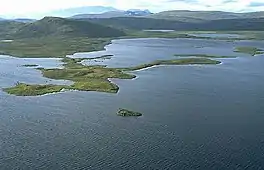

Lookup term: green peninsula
[0,37,112,58]
[5,83,66,96]
[174,54,236,58]
[123,58,221,71]
[22,64,39,67]
[4,57,221,96]
[234,47,264,56]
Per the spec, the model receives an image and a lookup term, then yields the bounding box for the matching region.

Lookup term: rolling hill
[1,10,264,40]
[193,17,264,31]
[72,10,264,31]
[0,21,26,38]
[148,10,264,22]
[84,17,264,31]
[84,17,189,30]
[10,17,126,38]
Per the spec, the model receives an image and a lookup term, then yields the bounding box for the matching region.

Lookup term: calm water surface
[189,33,243,38]
[0,38,264,170]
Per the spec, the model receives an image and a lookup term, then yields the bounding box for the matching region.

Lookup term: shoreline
[0,31,258,59]
[3,57,221,96]
[3,35,259,96]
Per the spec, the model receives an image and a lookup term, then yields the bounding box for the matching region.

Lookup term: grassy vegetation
[117,108,142,117]
[148,11,264,21]
[236,31,264,40]
[234,46,264,56]
[124,58,221,71]
[12,17,125,39]
[0,34,242,59]
[0,37,112,58]
[4,56,136,96]
[98,54,113,60]
[0,32,205,59]
[0,21,26,39]
[70,80,119,93]
[174,54,236,58]
[4,57,221,96]
[87,16,264,32]
[4,83,66,96]
[22,64,39,67]
[1,30,263,59]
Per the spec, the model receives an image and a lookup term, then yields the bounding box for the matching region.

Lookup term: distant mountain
[148,10,264,22]
[85,17,264,31]
[50,6,119,18]
[84,17,187,30]
[0,21,26,38]
[241,11,264,18]
[0,18,36,23]
[71,9,152,19]
[10,17,125,38]
[125,9,152,16]
[12,18,36,23]
[193,17,264,31]
[1,10,264,40]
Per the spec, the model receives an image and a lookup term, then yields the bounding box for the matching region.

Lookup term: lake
[0,37,264,169]
[188,33,243,39]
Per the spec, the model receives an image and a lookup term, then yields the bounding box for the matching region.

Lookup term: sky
[0,0,264,18]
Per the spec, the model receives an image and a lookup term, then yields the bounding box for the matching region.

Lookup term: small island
[4,83,66,96]
[22,64,39,67]
[117,108,143,117]
[98,54,113,60]
[234,46,264,56]
[123,57,221,71]
[3,57,221,96]
[174,54,236,58]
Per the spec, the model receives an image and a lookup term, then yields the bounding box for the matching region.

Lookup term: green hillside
[193,18,264,31]
[148,10,264,22]
[0,21,26,38]
[11,17,125,38]
[85,17,264,31]
[84,17,190,30]
[0,12,264,58]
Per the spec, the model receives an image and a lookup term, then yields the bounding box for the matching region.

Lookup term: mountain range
[0,7,264,40]
[71,9,152,19]
[148,10,264,22]
[5,17,125,39]
[74,10,264,31]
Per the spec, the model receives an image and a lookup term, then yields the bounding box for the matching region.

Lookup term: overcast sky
[0,0,264,18]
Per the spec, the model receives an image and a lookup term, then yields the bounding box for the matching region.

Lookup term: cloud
[0,0,263,18]
[249,2,264,7]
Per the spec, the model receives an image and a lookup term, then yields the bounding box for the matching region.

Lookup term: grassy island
[22,64,39,67]
[117,108,143,117]
[234,47,264,56]
[4,56,135,96]
[4,57,221,96]
[123,58,221,71]
[4,83,66,96]
[174,54,236,58]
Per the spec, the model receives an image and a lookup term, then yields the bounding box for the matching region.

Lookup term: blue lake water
[189,33,243,39]
[0,38,264,169]
[143,29,175,32]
